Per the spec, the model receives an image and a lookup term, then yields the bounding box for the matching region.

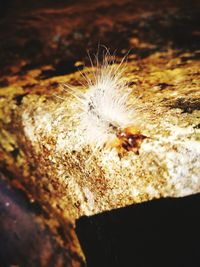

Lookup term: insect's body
[62,51,147,156]
[106,126,147,156]
[116,127,147,155]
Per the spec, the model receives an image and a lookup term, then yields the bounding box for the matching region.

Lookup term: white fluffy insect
[61,49,146,155]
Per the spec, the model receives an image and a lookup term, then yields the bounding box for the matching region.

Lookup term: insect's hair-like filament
[60,49,135,151]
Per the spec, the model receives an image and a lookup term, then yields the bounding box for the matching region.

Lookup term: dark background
[0,0,199,80]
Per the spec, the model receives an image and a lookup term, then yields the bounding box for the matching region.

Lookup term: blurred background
[0,0,199,81]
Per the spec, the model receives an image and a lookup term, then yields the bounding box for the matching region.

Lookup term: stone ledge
[0,50,199,222]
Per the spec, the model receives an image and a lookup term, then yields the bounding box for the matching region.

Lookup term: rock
[0,49,199,222]
[0,176,85,267]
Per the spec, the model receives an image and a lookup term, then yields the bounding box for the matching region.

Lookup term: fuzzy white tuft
[63,51,135,150]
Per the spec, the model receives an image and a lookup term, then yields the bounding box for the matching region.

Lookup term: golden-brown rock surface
[1,49,199,221]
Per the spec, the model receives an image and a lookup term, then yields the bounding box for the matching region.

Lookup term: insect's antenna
[110,48,117,65]
[71,77,87,89]
[87,49,95,69]
[53,94,65,100]
[103,46,111,67]
[94,53,100,71]
[60,83,86,105]
[53,83,67,99]
[122,48,131,59]
[100,44,110,57]
[87,50,98,85]
[81,71,94,86]
[94,44,110,71]
[96,42,101,67]
[61,82,76,91]
[75,67,90,87]
[112,50,130,76]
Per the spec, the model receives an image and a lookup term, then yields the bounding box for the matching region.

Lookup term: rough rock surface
[1,50,199,221]
[0,175,85,267]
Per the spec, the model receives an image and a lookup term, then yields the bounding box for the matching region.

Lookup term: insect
[112,126,147,156]
[61,48,147,157]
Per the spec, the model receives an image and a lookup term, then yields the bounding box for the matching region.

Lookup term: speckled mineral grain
[0,50,199,223]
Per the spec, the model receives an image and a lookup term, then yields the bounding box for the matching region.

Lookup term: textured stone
[0,50,199,222]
